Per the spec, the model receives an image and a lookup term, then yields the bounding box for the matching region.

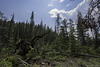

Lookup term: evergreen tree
[68,19,76,52]
[0,11,4,20]
[29,11,34,40]
[77,12,87,45]
[55,13,61,34]
[59,19,69,50]
[8,14,15,47]
[14,23,19,44]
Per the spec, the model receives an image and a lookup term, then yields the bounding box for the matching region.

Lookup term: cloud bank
[49,0,90,21]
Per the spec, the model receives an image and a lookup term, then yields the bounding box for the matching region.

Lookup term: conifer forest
[0,0,100,67]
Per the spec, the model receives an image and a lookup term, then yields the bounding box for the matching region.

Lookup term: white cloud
[49,9,66,19]
[48,3,53,7]
[59,0,64,3]
[67,4,70,7]
[49,0,90,21]
[51,0,57,2]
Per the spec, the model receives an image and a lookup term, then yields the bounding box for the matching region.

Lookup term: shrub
[0,59,13,67]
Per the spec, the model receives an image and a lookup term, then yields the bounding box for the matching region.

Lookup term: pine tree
[8,14,15,45]
[14,23,19,44]
[29,11,34,40]
[77,12,87,45]
[0,11,4,20]
[59,19,69,49]
[68,19,76,51]
[55,13,61,34]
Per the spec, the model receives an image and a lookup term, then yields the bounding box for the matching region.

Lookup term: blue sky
[0,0,89,29]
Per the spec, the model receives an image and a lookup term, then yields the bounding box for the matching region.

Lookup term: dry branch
[18,58,33,67]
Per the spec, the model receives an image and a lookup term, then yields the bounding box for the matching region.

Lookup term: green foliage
[26,47,41,62]
[0,59,13,67]
[7,56,18,66]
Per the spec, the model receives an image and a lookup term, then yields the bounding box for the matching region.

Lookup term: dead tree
[14,31,50,56]
[31,31,50,48]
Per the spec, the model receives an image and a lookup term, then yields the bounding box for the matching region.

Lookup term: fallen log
[56,50,100,58]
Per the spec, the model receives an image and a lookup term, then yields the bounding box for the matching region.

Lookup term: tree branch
[31,31,50,47]
[18,58,32,67]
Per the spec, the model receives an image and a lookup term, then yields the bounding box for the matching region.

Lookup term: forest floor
[33,58,100,67]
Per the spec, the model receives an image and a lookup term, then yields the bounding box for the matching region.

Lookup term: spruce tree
[55,13,61,34]
[68,19,76,52]
[77,12,86,45]
[29,11,34,40]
